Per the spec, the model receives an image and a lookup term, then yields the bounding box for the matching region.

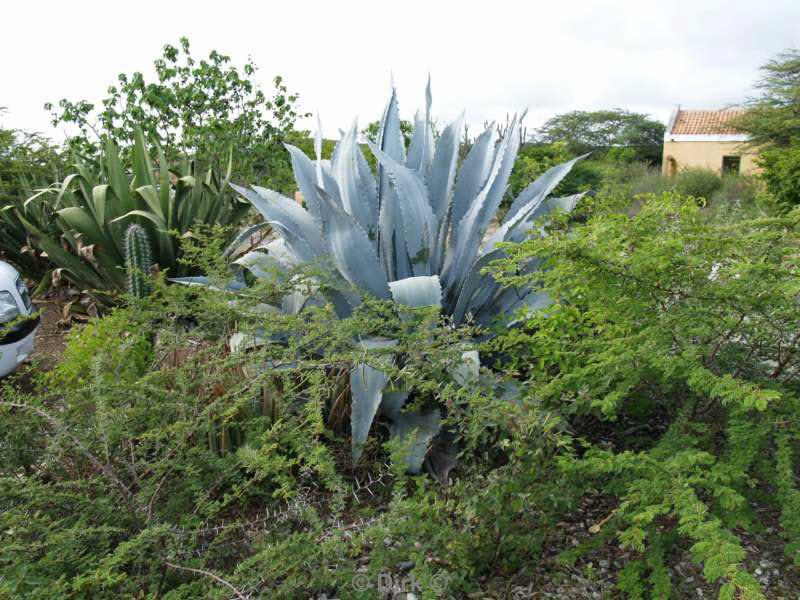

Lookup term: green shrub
[704,174,764,221]
[554,158,606,195]
[674,167,723,201]
[490,191,800,598]
[4,189,799,598]
[0,266,572,598]
[758,144,800,211]
[712,174,759,204]
[506,141,572,201]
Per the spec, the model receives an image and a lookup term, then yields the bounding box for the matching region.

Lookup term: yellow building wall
[662,141,759,176]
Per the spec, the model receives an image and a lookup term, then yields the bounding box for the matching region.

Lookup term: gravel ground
[30,300,68,370]
[475,493,800,600]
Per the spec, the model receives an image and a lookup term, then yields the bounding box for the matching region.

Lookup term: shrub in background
[506,141,572,201]
[673,167,723,201]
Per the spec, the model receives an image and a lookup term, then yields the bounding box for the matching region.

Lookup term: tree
[733,48,800,210]
[535,109,665,164]
[758,146,800,209]
[362,118,414,147]
[45,37,310,193]
[0,111,63,195]
[733,48,800,148]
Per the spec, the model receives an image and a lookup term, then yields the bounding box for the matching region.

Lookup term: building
[662,108,758,176]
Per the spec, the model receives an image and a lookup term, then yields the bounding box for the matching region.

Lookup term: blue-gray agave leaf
[389,275,442,322]
[376,88,407,278]
[457,192,583,325]
[281,277,323,315]
[356,144,379,223]
[388,275,442,308]
[284,143,325,228]
[316,187,391,300]
[331,121,378,240]
[442,117,520,300]
[230,184,322,263]
[449,124,498,232]
[381,390,410,420]
[487,289,550,328]
[450,249,505,324]
[474,273,550,328]
[233,248,288,279]
[168,276,247,292]
[223,222,271,258]
[405,77,434,176]
[428,113,465,245]
[451,349,480,386]
[318,161,343,208]
[377,87,406,166]
[502,153,589,226]
[314,115,324,186]
[368,143,436,277]
[351,337,397,462]
[389,408,441,474]
[230,330,269,353]
[377,187,405,281]
[485,192,585,255]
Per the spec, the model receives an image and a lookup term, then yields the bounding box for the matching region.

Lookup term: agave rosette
[224,81,586,472]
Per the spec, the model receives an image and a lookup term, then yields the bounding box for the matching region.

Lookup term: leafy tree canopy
[535,109,665,164]
[45,37,310,191]
[0,109,63,196]
[733,48,800,148]
[362,118,414,147]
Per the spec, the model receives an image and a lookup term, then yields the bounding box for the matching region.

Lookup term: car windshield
[15,278,32,311]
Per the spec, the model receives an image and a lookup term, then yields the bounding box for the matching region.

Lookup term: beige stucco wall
[662,141,760,175]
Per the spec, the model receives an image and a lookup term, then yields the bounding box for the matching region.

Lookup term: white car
[0,261,39,377]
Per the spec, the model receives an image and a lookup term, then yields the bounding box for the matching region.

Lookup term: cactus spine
[124,224,152,299]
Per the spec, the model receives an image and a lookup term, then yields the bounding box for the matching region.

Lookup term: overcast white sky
[2,0,799,141]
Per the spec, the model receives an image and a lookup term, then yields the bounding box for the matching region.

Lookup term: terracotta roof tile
[670,109,746,135]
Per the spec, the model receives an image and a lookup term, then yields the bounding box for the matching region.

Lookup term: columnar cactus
[124,223,152,299]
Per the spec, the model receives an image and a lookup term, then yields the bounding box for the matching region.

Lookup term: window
[722,155,741,174]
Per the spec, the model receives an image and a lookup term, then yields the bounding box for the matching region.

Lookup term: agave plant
[218,81,585,473]
[18,129,250,297]
[0,171,61,289]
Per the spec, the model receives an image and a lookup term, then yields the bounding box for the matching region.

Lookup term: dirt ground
[30,300,68,370]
